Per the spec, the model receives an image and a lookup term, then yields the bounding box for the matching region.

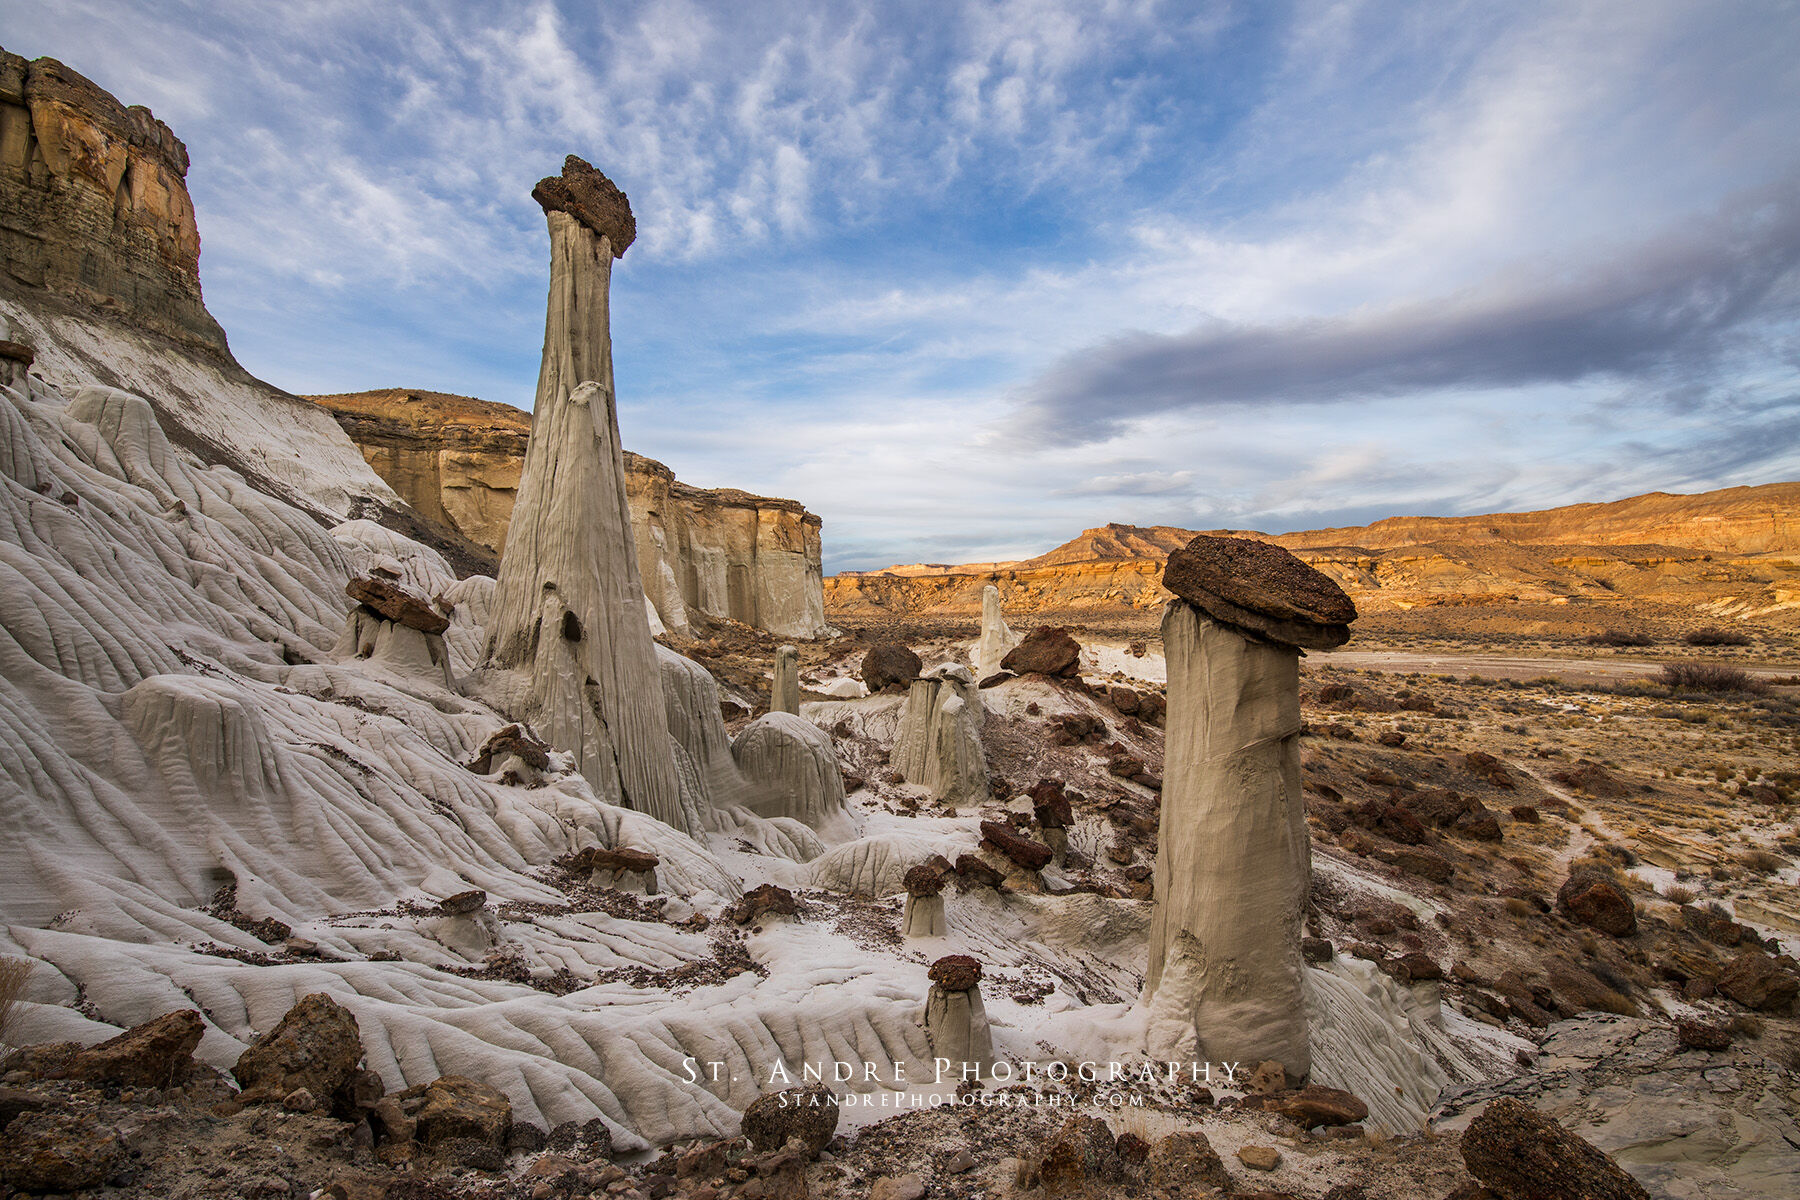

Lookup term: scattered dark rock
[1460,1096,1650,1200]
[234,992,365,1104]
[1002,627,1083,677]
[861,643,922,692]
[1550,761,1633,799]
[730,884,799,925]
[980,820,1053,871]
[1038,1113,1119,1194]
[1029,779,1075,828]
[1302,937,1335,963]
[1557,869,1637,937]
[739,1084,839,1155]
[0,1112,126,1192]
[1144,1130,1232,1196]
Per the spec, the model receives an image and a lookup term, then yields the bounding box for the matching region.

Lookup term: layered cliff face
[1,48,226,353]
[311,388,831,640]
[827,484,1800,633]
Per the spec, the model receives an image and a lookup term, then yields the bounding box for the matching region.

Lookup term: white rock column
[925,957,993,1081]
[1144,601,1310,1080]
[482,159,685,831]
[974,584,1021,679]
[890,665,987,810]
[772,644,800,714]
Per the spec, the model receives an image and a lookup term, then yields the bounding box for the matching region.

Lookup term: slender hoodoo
[1143,535,1355,1081]
[974,584,1021,679]
[772,644,800,714]
[481,157,685,829]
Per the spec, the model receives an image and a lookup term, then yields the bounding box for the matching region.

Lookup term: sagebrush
[0,956,32,1047]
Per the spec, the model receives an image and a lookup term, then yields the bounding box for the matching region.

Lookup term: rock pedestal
[335,573,455,688]
[902,863,947,938]
[974,584,1021,679]
[925,956,992,1080]
[890,665,987,809]
[480,157,685,832]
[772,644,800,715]
[1144,534,1357,1082]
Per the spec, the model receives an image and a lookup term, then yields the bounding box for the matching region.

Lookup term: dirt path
[1311,649,1796,685]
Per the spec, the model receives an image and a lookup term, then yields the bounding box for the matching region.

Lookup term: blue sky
[5,1,1799,571]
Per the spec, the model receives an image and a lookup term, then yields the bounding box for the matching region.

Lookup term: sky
[4,1,1799,572]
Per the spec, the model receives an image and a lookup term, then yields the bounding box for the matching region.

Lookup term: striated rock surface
[730,711,846,830]
[1145,601,1312,1080]
[890,664,987,808]
[974,583,1021,678]
[478,159,685,831]
[309,388,829,638]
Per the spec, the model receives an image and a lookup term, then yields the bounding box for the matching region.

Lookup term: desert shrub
[0,956,31,1047]
[1662,884,1697,905]
[1738,848,1788,876]
[1584,629,1653,648]
[1685,628,1752,647]
[1503,897,1536,918]
[1660,663,1762,694]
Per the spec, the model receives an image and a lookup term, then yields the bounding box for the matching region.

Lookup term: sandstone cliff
[827,484,1800,633]
[1,47,225,353]
[311,388,831,640]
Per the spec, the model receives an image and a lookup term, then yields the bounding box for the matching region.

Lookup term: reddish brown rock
[980,820,1053,871]
[395,1075,512,1149]
[861,643,922,692]
[1676,1019,1732,1050]
[572,845,660,874]
[437,889,487,916]
[1161,534,1355,650]
[1550,761,1633,798]
[1028,779,1075,828]
[1144,1130,1232,1196]
[345,574,450,634]
[1557,870,1637,937]
[953,854,1005,890]
[739,1083,838,1155]
[1716,949,1800,1012]
[1001,627,1082,677]
[0,1112,126,1192]
[928,954,983,992]
[1265,1085,1370,1129]
[1460,1097,1650,1200]
[11,1009,206,1090]
[730,883,799,925]
[903,863,947,897]
[531,155,636,255]
[468,724,551,773]
[1038,1113,1119,1194]
[233,992,365,1104]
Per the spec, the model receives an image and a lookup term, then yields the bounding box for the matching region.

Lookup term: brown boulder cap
[1163,534,1356,650]
[532,155,636,256]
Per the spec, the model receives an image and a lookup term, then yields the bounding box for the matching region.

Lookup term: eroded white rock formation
[479,158,685,832]
[924,956,992,1080]
[771,644,800,715]
[890,664,987,809]
[974,584,1021,679]
[1144,535,1357,1082]
[730,712,846,830]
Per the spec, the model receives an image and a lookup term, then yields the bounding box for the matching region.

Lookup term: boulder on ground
[0,1112,126,1192]
[954,853,1005,890]
[7,1009,205,1090]
[233,992,365,1104]
[1162,534,1355,650]
[1267,1085,1369,1129]
[1676,1018,1732,1050]
[1460,1096,1650,1200]
[1001,627,1082,677]
[980,820,1053,871]
[1038,1113,1118,1194]
[730,883,799,925]
[395,1075,512,1149]
[1144,1130,1232,1196]
[1716,949,1800,1012]
[1557,869,1637,937]
[739,1083,839,1155]
[1029,778,1075,828]
[861,643,922,692]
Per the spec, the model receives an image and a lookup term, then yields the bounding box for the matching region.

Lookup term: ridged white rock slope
[1144,535,1356,1081]
[731,712,848,831]
[477,158,684,832]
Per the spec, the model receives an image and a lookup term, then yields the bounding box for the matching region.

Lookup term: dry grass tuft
[1662,884,1698,905]
[0,956,33,1047]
